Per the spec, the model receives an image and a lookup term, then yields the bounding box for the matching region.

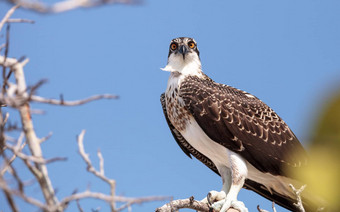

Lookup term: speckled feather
[160,93,219,175]
[160,37,320,212]
[161,90,305,212]
[179,75,308,177]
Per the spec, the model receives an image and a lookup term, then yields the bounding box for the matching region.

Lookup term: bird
[160,37,326,212]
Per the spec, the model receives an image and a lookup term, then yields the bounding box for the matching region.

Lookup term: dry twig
[12,53,60,208]
[31,94,118,106]
[289,184,306,212]
[75,130,170,211]
[156,196,210,212]
[6,18,35,24]
[6,0,140,13]
[257,202,277,212]
[0,178,50,210]
[77,130,117,211]
[0,5,20,32]
[155,196,241,212]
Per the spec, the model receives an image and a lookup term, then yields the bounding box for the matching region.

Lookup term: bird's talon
[230,200,248,212]
[207,192,213,206]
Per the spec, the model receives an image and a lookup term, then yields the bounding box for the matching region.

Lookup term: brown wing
[160,93,219,175]
[180,75,308,177]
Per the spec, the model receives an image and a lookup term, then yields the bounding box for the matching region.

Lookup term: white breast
[181,117,298,199]
[181,117,232,170]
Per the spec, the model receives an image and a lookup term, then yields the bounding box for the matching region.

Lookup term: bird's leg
[201,168,230,206]
[211,152,249,212]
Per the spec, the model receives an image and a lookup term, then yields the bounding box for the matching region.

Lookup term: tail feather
[244,179,326,212]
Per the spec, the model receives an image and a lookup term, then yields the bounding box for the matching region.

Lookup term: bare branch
[1,153,21,212]
[0,55,29,69]
[77,130,115,185]
[0,177,49,211]
[0,43,5,51]
[2,187,19,212]
[2,24,11,95]
[7,0,141,14]
[257,202,277,212]
[10,52,60,208]
[0,132,25,176]
[76,130,171,211]
[257,205,269,212]
[76,199,85,212]
[77,130,116,211]
[5,137,67,164]
[156,196,210,212]
[27,79,48,98]
[97,149,104,176]
[116,195,171,212]
[6,18,35,24]
[289,184,306,212]
[272,202,277,212]
[31,94,118,106]
[39,132,53,143]
[156,196,242,212]
[57,190,169,211]
[0,4,20,32]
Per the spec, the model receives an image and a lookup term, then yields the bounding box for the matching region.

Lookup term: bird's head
[161,37,202,75]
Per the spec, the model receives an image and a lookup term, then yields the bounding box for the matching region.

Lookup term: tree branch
[0,4,20,32]
[11,55,60,209]
[6,0,141,14]
[156,196,242,212]
[31,94,118,106]
[0,178,49,211]
[76,130,171,211]
[289,184,306,212]
[156,196,210,212]
[257,202,277,212]
[6,18,35,24]
[77,130,116,211]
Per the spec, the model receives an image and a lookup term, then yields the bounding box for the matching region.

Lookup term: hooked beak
[178,45,188,59]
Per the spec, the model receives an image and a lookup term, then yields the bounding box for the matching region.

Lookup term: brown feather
[179,75,308,177]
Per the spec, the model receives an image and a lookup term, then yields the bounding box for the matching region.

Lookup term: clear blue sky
[1,0,340,211]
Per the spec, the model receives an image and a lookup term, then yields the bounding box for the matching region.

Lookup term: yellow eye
[170,43,178,50]
[188,41,195,49]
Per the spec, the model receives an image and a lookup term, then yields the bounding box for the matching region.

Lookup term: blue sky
[1,0,340,211]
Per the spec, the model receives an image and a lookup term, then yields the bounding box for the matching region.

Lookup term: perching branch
[156,196,210,212]
[155,196,240,212]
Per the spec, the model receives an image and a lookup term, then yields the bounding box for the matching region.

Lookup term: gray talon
[207,192,213,206]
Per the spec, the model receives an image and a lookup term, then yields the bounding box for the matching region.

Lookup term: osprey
[160,37,323,212]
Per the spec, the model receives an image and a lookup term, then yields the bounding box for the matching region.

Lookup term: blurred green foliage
[311,90,340,148]
[298,88,340,210]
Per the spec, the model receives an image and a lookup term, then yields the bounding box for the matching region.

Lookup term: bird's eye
[188,41,195,49]
[170,43,178,50]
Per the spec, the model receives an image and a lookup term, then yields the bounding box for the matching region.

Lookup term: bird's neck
[162,56,203,78]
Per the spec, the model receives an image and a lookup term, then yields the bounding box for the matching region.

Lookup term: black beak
[178,45,188,59]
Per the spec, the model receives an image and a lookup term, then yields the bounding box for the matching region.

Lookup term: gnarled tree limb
[156,196,240,212]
